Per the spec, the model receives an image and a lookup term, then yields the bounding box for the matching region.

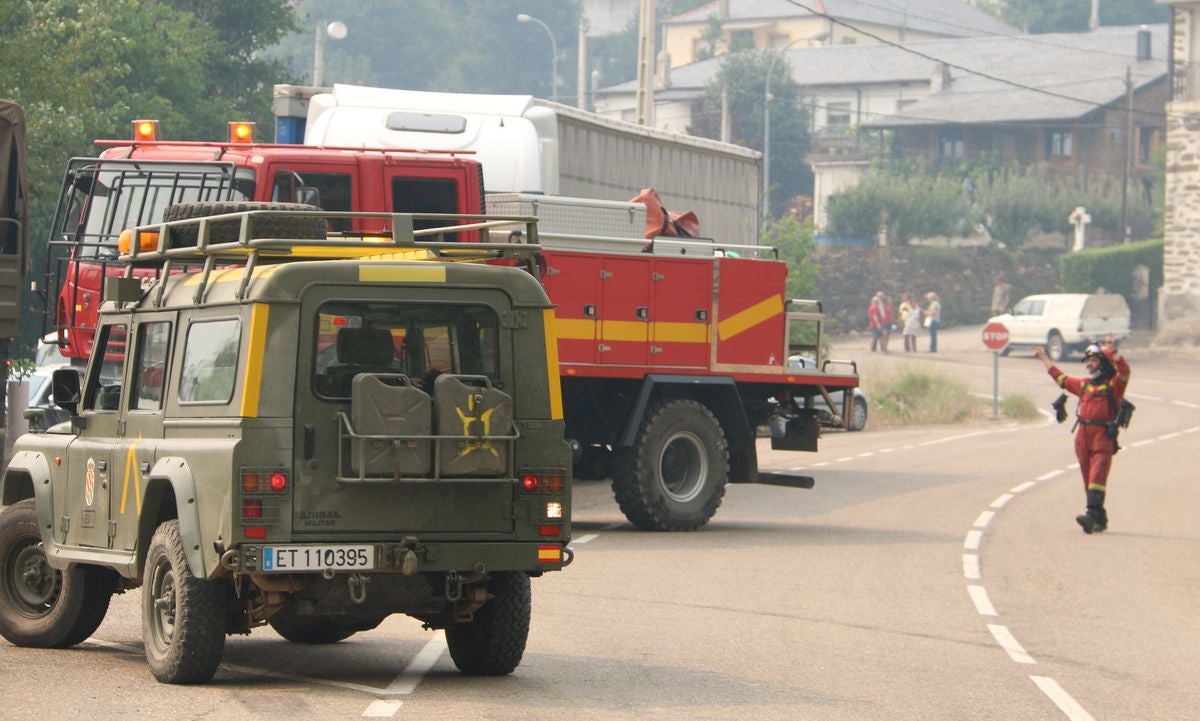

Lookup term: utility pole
[578,17,588,109]
[1120,65,1133,244]
[634,0,656,126]
[1089,0,1101,30]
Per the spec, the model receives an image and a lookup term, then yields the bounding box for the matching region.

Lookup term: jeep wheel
[161,201,327,246]
[0,500,115,648]
[269,610,357,644]
[612,399,729,531]
[143,520,226,684]
[445,572,530,675]
[1046,331,1066,362]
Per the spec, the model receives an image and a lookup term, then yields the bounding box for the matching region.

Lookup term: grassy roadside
[861,363,1041,428]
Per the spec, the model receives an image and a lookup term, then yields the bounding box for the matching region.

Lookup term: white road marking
[837,456,853,462]
[1010,481,1036,493]
[1030,676,1098,721]
[1129,438,1157,448]
[1125,392,1162,401]
[1066,462,1079,470]
[572,534,599,545]
[1170,400,1200,409]
[919,430,990,446]
[1158,432,1181,441]
[902,444,916,449]
[963,554,980,580]
[857,451,875,458]
[964,530,983,550]
[1036,470,1063,481]
[878,447,895,453]
[988,624,1035,664]
[1185,426,1200,433]
[968,585,997,616]
[788,466,807,471]
[813,461,830,467]
[990,493,1014,509]
[363,701,403,718]
[974,511,995,528]
[382,634,447,695]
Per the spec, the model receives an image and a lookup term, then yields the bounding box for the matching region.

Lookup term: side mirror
[297,186,322,208]
[52,367,81,416]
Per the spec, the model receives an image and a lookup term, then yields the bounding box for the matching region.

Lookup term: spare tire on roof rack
[160,201,327,247]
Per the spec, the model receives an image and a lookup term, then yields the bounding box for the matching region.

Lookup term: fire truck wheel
[143,520,226,684]
[268,610,357,644]
[0,500,115,648]
[162,201,327,246]
[612,399,729,531]
[446,571,531,675]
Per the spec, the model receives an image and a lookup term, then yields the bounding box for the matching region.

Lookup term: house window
[1046,129,1073,159]
[728,29,754,51]
[938,130,964,159]
[826,102,852,129]
[1138,126,1159,164]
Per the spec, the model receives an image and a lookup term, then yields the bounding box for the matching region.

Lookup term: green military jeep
[0,206,572,683]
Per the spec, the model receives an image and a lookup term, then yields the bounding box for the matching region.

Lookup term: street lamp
[762,32,826,218]
[313,20,347,87]
[518,13,558,101]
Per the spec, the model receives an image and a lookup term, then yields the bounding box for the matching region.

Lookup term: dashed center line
[973,511,995,528]
[990,493,1014,509]
[1036,470,1063,482]
[1010,481,1036,493]
[988,624,1036,664]
[963,530,983,550]
[967,585,997,616]
[1031,677,1098,721]
[962,554,980,580]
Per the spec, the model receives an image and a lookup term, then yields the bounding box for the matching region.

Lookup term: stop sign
[982,322,1010,351]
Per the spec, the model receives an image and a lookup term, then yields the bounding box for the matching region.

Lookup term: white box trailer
[277,83,762,244]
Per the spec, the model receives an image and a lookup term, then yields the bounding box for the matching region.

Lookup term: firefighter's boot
[1076,489,1107,534]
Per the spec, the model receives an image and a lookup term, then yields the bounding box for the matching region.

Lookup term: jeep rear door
[291,284,516,537]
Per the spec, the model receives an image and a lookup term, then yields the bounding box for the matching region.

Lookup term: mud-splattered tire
[0,500,115,648]
[445,572,531,676]
[269,610,357,644]
[142,520,226,684]
[612,398,729,531]
[161,201,326,246]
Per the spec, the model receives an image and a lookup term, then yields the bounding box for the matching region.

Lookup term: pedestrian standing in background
[924,291,942,352]
[867,292,884,352]
[880,293,895,353]
[991,274,1011,316]
[901,293,922,351]
[1033,338,1131,533]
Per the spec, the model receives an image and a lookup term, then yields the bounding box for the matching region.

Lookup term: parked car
[987,293,1131,362]
[787,356,868,431]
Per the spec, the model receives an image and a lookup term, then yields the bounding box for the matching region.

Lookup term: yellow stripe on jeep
[359,266,446,283]
[240,304,269,418]
[543,309,564,420]
[718,295,784,341]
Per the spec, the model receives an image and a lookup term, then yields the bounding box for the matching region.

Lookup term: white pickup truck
[988,293,1132,361]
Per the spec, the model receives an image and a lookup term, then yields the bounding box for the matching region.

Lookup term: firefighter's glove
[1051,393,1068,424]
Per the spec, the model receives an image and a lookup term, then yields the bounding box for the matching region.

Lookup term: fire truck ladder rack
[117,209,542,306]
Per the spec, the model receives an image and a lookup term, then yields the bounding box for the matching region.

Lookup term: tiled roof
[664,0,1016,37]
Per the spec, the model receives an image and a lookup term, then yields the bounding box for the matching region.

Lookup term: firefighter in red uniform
[1034,339,1131,533]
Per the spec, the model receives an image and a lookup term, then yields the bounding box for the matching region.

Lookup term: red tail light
[242,499,263,519]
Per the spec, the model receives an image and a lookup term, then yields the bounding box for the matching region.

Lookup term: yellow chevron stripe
[718,295,783,341]
[543,309,563,420]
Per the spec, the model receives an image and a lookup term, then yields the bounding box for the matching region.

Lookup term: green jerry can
[350,373,432,477]
[434,374,514,477]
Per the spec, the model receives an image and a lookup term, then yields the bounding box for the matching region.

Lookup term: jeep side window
[83,323,129,411]
[313,302,498,398]
[132,321,171,410]
[179,319,241,404]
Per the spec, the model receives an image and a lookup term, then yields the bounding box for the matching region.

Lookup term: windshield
[56,159,255,257]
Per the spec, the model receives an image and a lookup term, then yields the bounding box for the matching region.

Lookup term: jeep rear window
[313,302,498,398]
[179,319,241,404]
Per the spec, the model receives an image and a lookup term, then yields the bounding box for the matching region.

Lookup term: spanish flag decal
[538,545,562,563]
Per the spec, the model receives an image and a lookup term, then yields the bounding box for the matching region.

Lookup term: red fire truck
[42,121,858,532]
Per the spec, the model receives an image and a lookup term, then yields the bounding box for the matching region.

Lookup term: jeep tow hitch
[348,574,370,604]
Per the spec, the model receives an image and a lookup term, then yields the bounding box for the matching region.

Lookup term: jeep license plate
[261,545,375,572]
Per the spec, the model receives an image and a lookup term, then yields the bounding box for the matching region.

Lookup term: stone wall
[812,245,1063,334]
[1161,6,1200,323]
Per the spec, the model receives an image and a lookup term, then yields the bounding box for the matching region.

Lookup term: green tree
[1000,0,1166,33]
[694,50,812,217]
[764,215,819,301]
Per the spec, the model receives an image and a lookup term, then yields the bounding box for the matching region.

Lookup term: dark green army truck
[0,206,572,684]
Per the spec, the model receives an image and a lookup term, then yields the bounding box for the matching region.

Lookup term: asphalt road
[2,326,1197,720]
